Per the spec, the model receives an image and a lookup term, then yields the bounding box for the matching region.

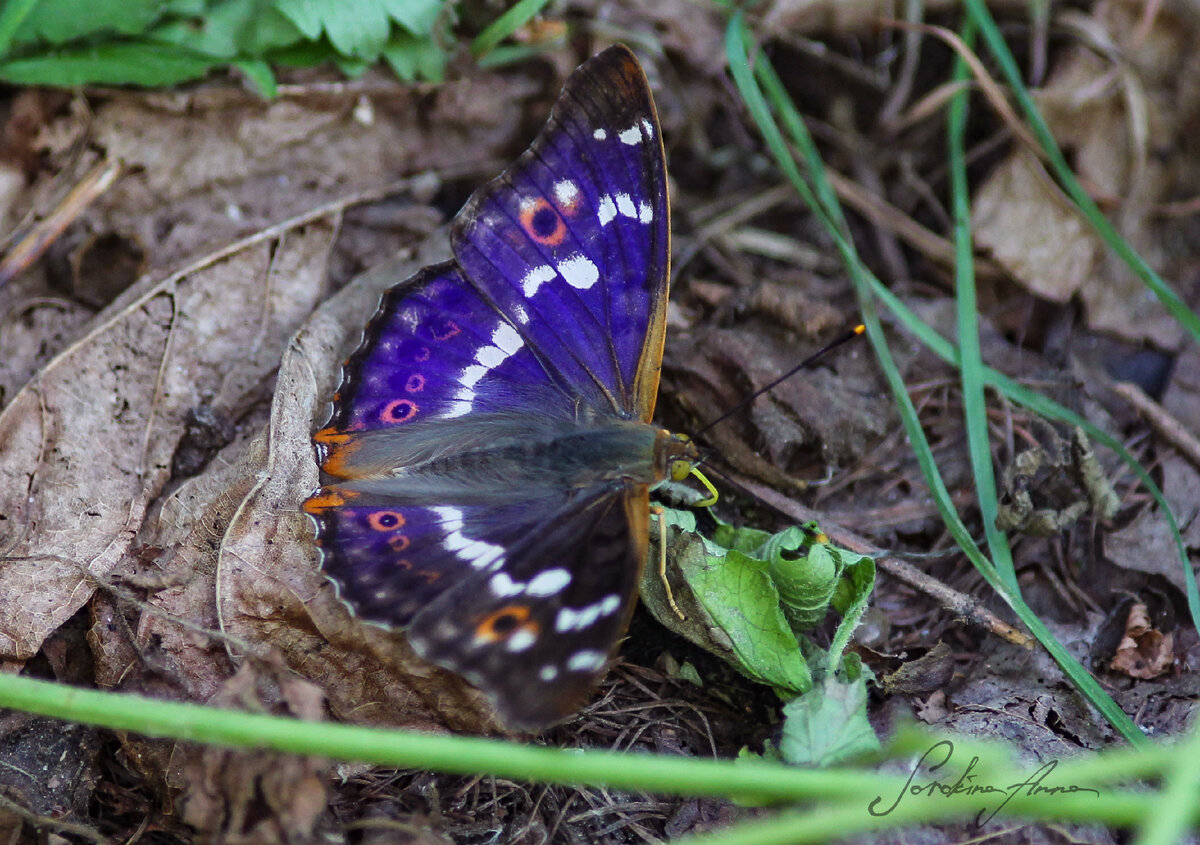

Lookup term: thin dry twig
[1114,381,1200,471]
[0,157,122,289]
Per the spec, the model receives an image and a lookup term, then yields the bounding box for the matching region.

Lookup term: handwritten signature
[868,740,1099,826]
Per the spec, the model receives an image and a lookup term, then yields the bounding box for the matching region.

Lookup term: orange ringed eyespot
[380,399,418,424]
[431,321,460,341]
[474,604,534,643]
[519,197,567,246]
[367,510,405,531]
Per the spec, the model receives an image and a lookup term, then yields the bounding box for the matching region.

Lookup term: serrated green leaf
[150,0,304,58]
[277,0,389,57]
[13,0,167,44]
[273,0,325,39]
[382,0,442,36]
[234,58,276,96]
[382,31,444,82]
[779,675,880,767]
[0,41,217,86]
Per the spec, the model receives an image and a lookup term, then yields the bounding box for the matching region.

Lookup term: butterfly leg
[651,504,686,620]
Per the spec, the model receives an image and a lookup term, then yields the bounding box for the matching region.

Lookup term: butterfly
[303,45,699,730]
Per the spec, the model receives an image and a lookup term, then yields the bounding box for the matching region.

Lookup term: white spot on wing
[554,593,622,632]
[521,264,556,297]
[460,363,489,387]
[475,345,507,368]
[593,128,607,141]
[597,195,617,227]
[433,506,505,569]
[619,125,642,145]
[492,322,523,354]
[539,665,559,681]
[527,568,571,596]
[489,572,524,597]
[567,650,607,672]
[507,629,536,652]
[638,201,653,223]
[615,193,636,218]
[641,118,654,140]
[444,322,525,416]
[553,179,579,207]
[556,255,599,289]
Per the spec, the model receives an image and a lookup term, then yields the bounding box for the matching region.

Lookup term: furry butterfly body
[304,46,690,729]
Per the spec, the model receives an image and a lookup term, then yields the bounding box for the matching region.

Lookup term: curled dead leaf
[1109,602,1174,680]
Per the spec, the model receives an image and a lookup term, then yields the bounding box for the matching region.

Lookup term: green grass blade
[0,673,1184,839]
[470,0,550,59]
[946,17,1017,591]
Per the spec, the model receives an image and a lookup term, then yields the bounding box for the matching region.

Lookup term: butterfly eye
[669,459,692,482]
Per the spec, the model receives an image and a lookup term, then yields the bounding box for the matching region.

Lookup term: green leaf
[640,509,813,695]
[0,41,217,86]
[779,675,880,767]
[382,0,442,37]
[234,58,277,96]
[150,0,304,59]
[761,528,839,631]
[13,0,167,44]
[640,511,876,698]
[275,0,442,58]
[382,30,445,82]
[276,0,391,57]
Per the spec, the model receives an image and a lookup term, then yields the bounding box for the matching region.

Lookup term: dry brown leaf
[1105,450,1200,591]
[0,219,336,664]
[1108,602,1174,679]
[175,662,330,844]
[972,151,1102,304]
[973,0,1199,345]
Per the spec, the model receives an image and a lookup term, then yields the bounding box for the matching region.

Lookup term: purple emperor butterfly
[304,45,697,729]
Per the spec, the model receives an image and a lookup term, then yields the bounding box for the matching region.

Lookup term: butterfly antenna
[692,323,865,443]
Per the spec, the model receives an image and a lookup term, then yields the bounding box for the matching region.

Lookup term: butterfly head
[654,430,700,482]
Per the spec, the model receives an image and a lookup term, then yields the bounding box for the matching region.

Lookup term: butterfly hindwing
[451,44,669,420]
[407,485,650,729]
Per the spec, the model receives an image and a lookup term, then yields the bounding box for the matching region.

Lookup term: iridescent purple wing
[315,262,576,444]
[451,44,669,421]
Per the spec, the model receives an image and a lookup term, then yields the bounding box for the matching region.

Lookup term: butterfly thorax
[316,413,696,505]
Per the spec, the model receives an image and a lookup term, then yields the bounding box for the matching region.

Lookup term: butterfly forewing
[317,263,577,438]
[452,44,669,420]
